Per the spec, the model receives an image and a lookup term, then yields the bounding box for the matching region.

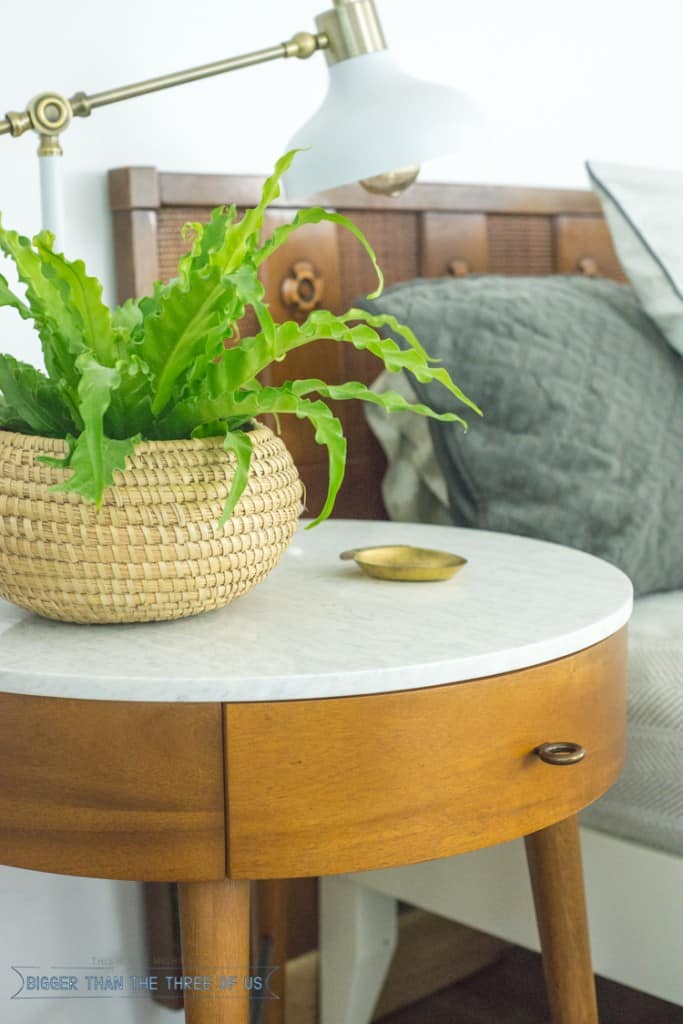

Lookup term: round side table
[0,521,632,1024]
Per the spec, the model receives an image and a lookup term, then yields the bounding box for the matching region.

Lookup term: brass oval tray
[340,545,467,582]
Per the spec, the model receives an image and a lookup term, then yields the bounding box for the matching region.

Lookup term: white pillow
[365,371,451,525]
[587,161,683,357]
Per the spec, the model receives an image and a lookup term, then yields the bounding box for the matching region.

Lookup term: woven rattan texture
[0,426,302,624]
[158,208,211,284]
[487,215,554,275]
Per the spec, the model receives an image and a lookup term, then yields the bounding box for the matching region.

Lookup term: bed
[109,166,683,1017]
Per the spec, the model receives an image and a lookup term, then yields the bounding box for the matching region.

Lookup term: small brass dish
[339,545,467,582]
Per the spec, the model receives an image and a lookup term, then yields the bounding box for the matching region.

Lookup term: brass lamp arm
[0,30,328,143]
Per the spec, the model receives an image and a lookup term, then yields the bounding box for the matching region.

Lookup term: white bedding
[580,590,683,855]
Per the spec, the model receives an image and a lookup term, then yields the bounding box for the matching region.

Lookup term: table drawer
[225,630,626,878]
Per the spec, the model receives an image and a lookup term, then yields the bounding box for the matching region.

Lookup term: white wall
[0,2,682,1021]
[0,869,170,1024]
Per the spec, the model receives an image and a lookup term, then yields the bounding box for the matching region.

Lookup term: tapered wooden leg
[178,878,251,1024]
[525,815,599,1024]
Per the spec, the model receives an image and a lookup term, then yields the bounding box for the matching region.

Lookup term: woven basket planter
[0,424,302,624]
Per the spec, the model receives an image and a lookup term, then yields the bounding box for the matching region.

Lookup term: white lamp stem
[38,140,65,249]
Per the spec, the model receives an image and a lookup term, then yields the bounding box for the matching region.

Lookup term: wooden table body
[0,629,626,1023]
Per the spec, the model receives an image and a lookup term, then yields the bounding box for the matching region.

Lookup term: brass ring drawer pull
[535,741,585,766]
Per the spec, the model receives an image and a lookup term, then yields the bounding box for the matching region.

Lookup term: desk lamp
[0,0,471,247]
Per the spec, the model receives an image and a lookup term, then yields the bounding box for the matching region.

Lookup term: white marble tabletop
[0,521,632,702]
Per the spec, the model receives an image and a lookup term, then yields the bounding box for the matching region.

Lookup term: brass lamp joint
[37,133,63,157]
[4,110,32,137]
[28,92,72,136]
[70,92,92,119]
[316,0,387,65]
[3,92,72,143]
[284,31,329,59]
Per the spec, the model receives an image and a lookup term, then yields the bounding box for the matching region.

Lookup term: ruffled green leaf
[173,152,299,300]
[105,356,155,439]
[36,435,76,469]
[256,208,384,299]
[0,397,34,434]
[236,386,344,528]
[342,309,481,415]
[289,378,467,427]
[177,204,237,282]
[142,154,296,416]
[144,266,242,415]
[162,264,274,411]
[227,264,275,343]
[112,299,144,335]
[191,420,228,439]
[34,231,116,366]
[137,279,168,322]
[0,354,76,436]
[0,272,32,320]
[50,431,139,505]
[218,428,254,528]
[340,308,430,359]
[0,218,85,394]
[194,309,480,421]
[221,150,300,273]
[50,355,138,506]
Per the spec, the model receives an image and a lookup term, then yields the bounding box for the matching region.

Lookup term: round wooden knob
[535,741,586,766]
[448,259,471,278]
[281,260,324,316]
[578,257,599,277]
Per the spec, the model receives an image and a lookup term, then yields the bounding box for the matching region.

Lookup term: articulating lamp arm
[0,0,404,241]
[0,30,328,152]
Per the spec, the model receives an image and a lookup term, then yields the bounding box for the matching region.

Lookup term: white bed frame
[319,826,683,1023]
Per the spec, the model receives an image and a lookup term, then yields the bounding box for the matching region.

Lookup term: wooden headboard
[108,169,625,521]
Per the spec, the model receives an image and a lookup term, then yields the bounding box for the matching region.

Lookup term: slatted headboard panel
[109,170,625,521]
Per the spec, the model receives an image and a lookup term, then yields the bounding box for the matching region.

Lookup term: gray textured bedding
[581,590,683,855]
[358,275,683,597]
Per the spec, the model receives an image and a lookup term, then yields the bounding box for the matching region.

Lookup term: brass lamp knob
[535,741,585,766]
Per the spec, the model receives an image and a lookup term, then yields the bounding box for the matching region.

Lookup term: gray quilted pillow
[358,276,683,596]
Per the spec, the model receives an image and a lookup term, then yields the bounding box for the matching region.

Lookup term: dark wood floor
[378,946,683,1024]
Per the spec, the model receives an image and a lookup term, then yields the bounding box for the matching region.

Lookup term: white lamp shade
[283,50,475,198]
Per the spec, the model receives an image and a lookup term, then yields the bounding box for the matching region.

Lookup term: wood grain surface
[154,173,604,216]
[0,694,226,880]
[224,630,626,879]
[526,815,599,1024]
[554,215,627,282]
[178,878,251,1024]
